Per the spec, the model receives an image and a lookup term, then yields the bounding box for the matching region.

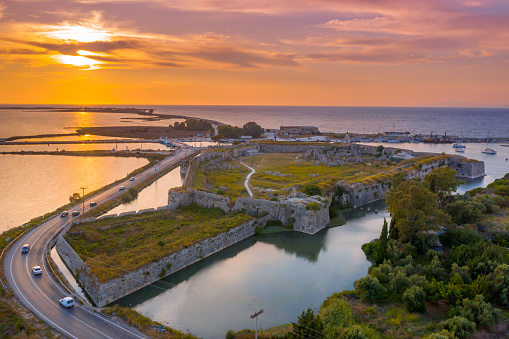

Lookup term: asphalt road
[4,147,193,338]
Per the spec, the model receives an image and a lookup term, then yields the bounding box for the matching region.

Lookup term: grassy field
[65,205,254,282]
[193,153,451,200]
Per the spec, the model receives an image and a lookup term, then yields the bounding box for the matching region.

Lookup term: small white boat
[455,148,465,153]
[387,139,400,143]
[453,143,466,149]
[481,136,496,154]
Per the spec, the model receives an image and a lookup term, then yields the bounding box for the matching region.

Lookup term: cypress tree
[375,218,389,265]
[389,215,398,240]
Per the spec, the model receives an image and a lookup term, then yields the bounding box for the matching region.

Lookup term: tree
[69,192,81,203]
[242,122,263,138]
[385,179,449,243]
[218,125,242,139]
[424,167,463,207]
[375,218,388,265]
[388,216,398,240]
[376,145,384,153]
[290,308,324,339]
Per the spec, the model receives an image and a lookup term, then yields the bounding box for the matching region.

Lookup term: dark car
[71,211,80,217]
[60,212,69,218]
[89,202,97,207]
[21,244,30,254]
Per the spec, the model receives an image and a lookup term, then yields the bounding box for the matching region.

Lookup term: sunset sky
[1,0,508,106]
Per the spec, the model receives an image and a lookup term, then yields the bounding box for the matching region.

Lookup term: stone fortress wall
[56,214,265,307]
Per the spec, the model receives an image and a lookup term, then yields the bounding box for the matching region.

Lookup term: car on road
[59,296,74,308]
[21,244,30,254]
[71,211,80,217]
[60,212,69,218]
[32,266,42,275]
[89,202,97,207]
[119,186,125,191]
[130,177,135,181]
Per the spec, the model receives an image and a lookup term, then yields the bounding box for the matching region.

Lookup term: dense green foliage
[289,308,324,339]
[173,119,212,131]
[303,184,322,196]
[242,122,263,138]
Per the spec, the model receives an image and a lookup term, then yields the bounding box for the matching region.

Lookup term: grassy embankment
[102,306,197,339]
[192,152,452,201]
[65,204,254,283]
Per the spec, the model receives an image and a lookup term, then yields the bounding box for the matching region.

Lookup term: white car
[130,177,135,181]
[59,296,74,308]
[119,186,125,191]
[32,266,42,275]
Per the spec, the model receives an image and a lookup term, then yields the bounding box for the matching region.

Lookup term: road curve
[4,148,192,338]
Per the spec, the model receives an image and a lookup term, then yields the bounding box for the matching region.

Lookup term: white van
[59,296,74,308]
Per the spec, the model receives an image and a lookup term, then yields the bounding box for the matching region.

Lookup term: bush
[390,271,410,293]
[459,295,500,328]
[306,202,322,211]
[439,316,476,338]
[354,275,386,302]
[303,184,322,196]
[342,325,367,339]
[403,286,426,312]
[427,330,456,339]
[319,294,353,336]
[225,330,236,339]
[441,227,482,248]
[493,264,509,306]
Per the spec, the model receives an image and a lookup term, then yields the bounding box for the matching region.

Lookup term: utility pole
[80,187,87,213]
[250,309,264,339]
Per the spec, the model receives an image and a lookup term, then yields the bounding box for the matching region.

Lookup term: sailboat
[481,136,497,154]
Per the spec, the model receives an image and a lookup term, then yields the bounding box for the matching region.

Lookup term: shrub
[342,325,367,339]
[441,227,482,247]
[493,264,509,306]
[402,286,426,313]
[306,202,322,211]
[290,308,325,339]
[303,184,322,196]
[319,294,353,336]
[439,316,476,338]
[390,271,410,293]
[451,264,472,283]
[409,274,428,289]
[354,275,386,302]
[225,330,236,339]
[427,330,456,339]
[459,295,500,328]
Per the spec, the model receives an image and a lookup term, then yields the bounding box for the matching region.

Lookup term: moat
[116,202,389,337]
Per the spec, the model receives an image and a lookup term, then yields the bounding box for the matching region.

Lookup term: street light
[80,187,87,213]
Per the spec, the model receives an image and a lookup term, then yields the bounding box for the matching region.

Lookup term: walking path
[240,161,255,198]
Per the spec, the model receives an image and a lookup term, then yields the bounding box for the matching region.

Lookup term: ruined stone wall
[233,197,330,235]
[57,218,260,307]
[258,143,335,154]
[448,157,485,179]
[168,188,231,212]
